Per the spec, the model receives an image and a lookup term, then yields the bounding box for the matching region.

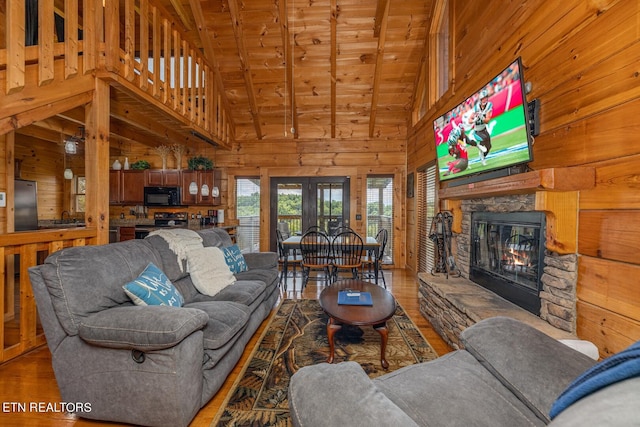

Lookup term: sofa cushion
[549,339,640,419]
[187,246,236,296]
[460,316,596,423]
[183,301,250,350]
[78,305,208,351]
[38,239,164,335]
[548,378,640,427]
[144,234,190,282]
[197,228,233,248]
[221,245,249,273]
[289,362,420,427]
[208,280,267,309]
[123,263,184,307]
[374,350,546,426]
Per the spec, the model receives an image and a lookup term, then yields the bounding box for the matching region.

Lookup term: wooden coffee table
[318,279,397,369]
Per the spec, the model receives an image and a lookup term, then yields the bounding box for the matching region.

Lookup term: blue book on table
[338,290,373,306]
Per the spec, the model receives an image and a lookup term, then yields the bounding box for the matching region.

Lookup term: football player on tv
[466,89,493,165]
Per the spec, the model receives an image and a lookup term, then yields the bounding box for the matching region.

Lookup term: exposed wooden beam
[278,0,299,139]
[369,0,389,137]
[373,0,389,38]
[169,0,193,31]
[227,0,263,139]
[110,99,192,145]
[0,92,93,135]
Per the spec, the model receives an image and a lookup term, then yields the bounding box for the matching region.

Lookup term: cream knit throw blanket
[148,228,204,272]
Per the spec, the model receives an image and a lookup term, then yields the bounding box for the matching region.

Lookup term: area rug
[211,298,438,426]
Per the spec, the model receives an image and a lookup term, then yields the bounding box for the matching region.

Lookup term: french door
[270,177,350,251]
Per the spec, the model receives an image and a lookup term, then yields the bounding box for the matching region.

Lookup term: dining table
[281,234,381,285]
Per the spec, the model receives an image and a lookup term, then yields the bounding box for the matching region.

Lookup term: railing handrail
[0,227,98,364]
[1,0,231,145]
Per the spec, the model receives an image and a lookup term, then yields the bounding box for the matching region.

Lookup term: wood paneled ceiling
[160,0,433,142]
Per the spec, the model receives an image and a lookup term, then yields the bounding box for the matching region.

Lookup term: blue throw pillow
[123,263,184,307]
[221,245,249,273]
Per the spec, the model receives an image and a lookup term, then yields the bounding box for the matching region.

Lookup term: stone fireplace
[418,167,595,348]
[470,210,546,316]
[455,195,578,332]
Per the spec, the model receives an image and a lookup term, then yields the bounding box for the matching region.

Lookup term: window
[431,0,450,102]
[412,0,450,124]
[417,164,437,273]
[236,178,260,253]
[366,176,394,264]
[74,176,86,213]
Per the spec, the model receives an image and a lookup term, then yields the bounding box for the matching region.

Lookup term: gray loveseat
[289,316,640,426]
[29,228,279,427]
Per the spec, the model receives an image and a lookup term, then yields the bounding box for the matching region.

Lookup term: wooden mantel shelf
[438,167,595,200]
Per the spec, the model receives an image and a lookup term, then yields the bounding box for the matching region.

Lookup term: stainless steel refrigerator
[14,179,39,231]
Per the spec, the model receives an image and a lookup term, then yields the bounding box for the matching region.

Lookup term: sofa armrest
[460,316,596,423]
[79,306,208,351]
[242,252,278,270]
[288,362,419,427]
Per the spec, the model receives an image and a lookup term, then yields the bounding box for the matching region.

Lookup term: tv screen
[433,57,533,182]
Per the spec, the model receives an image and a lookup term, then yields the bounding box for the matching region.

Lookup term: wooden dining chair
[276,229,301,291]
[362,228,388,287]
[299,230,332,288]
[330,230,364,283]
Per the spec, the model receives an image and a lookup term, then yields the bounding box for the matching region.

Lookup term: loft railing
[0,229,98,364]
[1,0,231,145]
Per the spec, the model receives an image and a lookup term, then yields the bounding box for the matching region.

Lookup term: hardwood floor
[0,268,452,426]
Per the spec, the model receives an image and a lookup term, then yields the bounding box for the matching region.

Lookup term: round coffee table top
[319,279,396,326]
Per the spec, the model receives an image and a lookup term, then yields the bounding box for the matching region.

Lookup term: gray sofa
[28,228,279,427]
[289,316,640,426]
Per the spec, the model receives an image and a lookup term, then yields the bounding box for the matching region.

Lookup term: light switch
[0,192,5,207]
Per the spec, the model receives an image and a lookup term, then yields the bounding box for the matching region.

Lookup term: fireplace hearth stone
[418,272,576,349]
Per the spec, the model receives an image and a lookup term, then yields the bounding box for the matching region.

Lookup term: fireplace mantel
[438,167,595,200]
[440,167,595,254]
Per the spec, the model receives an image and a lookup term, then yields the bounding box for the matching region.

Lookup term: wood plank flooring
[0,268,452,426]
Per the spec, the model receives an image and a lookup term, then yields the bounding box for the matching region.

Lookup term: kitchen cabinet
[180,169,221,206]
[145,169,180,186]
[110,170,145,204]
[109,170,121,204]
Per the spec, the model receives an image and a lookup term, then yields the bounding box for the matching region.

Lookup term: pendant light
[189,181,198,195]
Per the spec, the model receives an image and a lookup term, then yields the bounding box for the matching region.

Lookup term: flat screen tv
[433,57,533,182]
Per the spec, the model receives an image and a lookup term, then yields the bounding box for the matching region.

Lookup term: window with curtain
[366,176,394,264]
[417,164,437,273]
[236,178,261,253]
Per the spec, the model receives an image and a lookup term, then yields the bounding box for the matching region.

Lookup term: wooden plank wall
[407,0,640,356]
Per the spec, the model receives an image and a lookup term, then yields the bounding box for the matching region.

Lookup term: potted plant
[188,155,214,170]
[130,160,151,170]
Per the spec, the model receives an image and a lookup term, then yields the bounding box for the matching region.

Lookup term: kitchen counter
[38,221,87,229]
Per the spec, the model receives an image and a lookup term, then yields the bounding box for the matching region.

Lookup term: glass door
[270,177,350,251]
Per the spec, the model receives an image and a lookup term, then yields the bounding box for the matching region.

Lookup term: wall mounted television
[433,57,533,183]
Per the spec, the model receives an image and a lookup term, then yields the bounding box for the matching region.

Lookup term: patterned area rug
[211,298,438,426]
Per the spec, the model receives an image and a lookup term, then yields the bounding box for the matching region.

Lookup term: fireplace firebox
[470,211,546,315]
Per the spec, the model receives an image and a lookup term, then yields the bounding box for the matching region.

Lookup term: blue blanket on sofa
[549,340,640,419]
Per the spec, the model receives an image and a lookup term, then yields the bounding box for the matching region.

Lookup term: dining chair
[304,225,326,235]
[362,228,388,288]
[330,230,364,283]
[276,229,301,291]
[299,230,332,288]
[277,221,291,239]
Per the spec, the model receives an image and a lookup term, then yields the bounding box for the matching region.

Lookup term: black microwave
[143,187,182,206]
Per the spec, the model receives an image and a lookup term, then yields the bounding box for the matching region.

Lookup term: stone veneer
[419,194,579,348]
